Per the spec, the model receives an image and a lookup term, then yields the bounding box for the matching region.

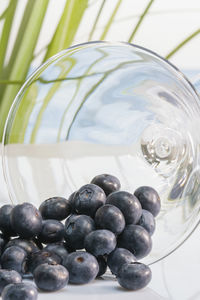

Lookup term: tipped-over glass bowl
[2,41,200,265]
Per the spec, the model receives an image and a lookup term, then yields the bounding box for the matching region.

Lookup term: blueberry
[95,205,125,235]
[107,248,136,275]
[4,238,39,255]
[63,242,76,254]
[74,184,106,217]
[137,209,155,236]
[65,251,99,284]
[39,196,70,221]
[68,192,77,213]
[96,256,107,277]
[10,203,42,239]
[134,186,161,217]
[44,243,68,265]
[84,229,116,256]
[0,205,16,237]
[118,225,152,259]
[91,174,121,196]
[2,283,37,300]
[117,262,152,290]
[32,238,43,250]
[106,191,142,224]
[37,220,64,244]
[34,263,69,291]
[0,270,22,294]
[27,250,61,273]
[0,234,8,256]
[64,214,95,250]
[1,246,27,275]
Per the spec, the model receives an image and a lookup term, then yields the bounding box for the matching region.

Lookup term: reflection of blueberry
[74,184,106,217]
[4,238,39,255]
[134,186,161,217]
[34,263,69,291]
[0,270,22,294]
[91,174,121,196]
[38,220,64,244]
[27,250,61,273]
[85,229,116,256]
[117,262,152,290]
[0,205,16,237]
[2,283,38,300]
[10,203,42,239]
[44,243,68,265]
[118,225,152,259]
[65,251,99,284]
[64,214,95,250]
[1,246,27,275]
[107,248,136,275]
[95,204,125,235]
[106,191,142,224]
[96,256,107,277]
[137,209,155,235]
[39,196,70,221]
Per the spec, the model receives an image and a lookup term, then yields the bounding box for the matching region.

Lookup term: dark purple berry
[84,229,116,256]
[0,270,22,294]
[10,203,42,239]
[34,263,69,291]
[134,186,161,217]
[137,209,155,235]
[44,243,68,265]
[1,246,27,275]
[96,256,107,277]
[106,191,142,224]
[39,196,70,221]
[118,225,152,259]
[95,204,125,235]
[73,184,106,217]
[0,234,8,256]
[107,248,136,275]
[4,238,39,255]
[91,174,121,196]
[64,214,95,250]
[65,251,99,284]
[68,192,76,213]
[27,250,61,273]
[2,283,37,300]
[0,205,16,237]
[37,220,64,244]
[117,262,152,290]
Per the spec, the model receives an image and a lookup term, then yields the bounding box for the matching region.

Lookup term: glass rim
[2,40,200,147]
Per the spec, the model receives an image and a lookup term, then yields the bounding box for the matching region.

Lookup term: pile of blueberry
[0,174,161,299]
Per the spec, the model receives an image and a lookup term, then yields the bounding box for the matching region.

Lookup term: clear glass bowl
[2,41,200,265]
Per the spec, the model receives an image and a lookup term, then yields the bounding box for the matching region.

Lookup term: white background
[0,0,200,72]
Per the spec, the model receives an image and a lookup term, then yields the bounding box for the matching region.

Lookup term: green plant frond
[100,0,122,40]
[44,0,88,60]
[0,0,49,141]
[5,0,36,78]
[0,5,9,20]
[0,0,18,73]
[8,84,39,143]
[128,0,155,43]
[166,28,200,59]
[88,0,106,41]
